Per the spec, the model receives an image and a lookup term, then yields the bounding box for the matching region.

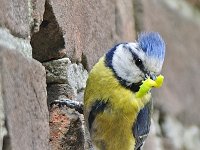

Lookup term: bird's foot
[50,99,83,114]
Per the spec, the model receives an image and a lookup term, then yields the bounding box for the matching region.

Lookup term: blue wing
[132,99,153,150]
[88,100,108,130]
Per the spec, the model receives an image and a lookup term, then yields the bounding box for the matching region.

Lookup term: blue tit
[84,32,165,150]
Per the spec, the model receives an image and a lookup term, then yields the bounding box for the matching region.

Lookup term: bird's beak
[145,72,156,81]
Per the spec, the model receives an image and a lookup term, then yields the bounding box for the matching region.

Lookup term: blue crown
[138,32,165,61]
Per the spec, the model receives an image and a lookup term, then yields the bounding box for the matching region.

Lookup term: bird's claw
[50,99,83,114]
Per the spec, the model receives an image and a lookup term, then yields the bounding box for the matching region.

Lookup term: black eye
[135,58,143,67]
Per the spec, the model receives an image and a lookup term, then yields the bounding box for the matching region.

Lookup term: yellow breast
[84,57,151,150]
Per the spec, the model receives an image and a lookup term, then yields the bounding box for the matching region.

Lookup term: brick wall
[0,0,200,150]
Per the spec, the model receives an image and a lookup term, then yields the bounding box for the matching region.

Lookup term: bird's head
[105,32,165,92]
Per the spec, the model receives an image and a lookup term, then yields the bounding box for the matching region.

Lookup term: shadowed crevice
[30,1,65,62]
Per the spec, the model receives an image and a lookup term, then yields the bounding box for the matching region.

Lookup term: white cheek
[112,46,143,83]
[146,57,164,74]
[128,43,146,60]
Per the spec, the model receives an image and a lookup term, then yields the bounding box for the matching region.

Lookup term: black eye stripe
[135,58,143,67]
[127,47,139,60]
[126,46,147,74]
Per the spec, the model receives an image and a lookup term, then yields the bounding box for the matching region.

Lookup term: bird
[84,32,165,150]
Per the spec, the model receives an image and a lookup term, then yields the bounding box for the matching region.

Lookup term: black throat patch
[123,80,142,93]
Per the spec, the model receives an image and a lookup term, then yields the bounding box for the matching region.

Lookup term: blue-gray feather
[132,100,153,150]
[138,32,165,62]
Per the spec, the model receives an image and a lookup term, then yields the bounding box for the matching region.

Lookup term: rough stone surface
[30,0,46,33]
[32,0,135,69]
[0,62,8,150]
[84,124,93,150]
[3,0,200,150]
[52,0,135,69]
[67,63,88,91]
[0,28,32,57]
[43,58,71,84]
[0,0,45,38]
[49,104,85,150]
[47,84,77,106]
[43,58,88,90]
[142,0,200,126]
[0,0,30,38]
[0,46,49,150]
[0,0,46,59]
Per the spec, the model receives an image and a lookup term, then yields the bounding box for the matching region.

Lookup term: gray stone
[0,0,30,38]
[82,116,94,150]
[0,63,8,150]
[29,0,46,33]
[77,90,85,102]
[0,46,49,150]
[0,0,45,38]
[43,58,71,84]
[43,58,88,90]
[0,28,32,57]
[47,84,77,105]
[67,63,88,91]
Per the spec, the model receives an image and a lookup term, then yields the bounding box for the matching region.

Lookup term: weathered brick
[0,0,45,38]
[49,105,87,150]
[31,0,135,69]
[47,84,77,106]
[0,0,30,38]
[43,58,88,90]
[0,28,32,57]
[50,0,135,69]
[0,46,49,150]
[30,0,46,33]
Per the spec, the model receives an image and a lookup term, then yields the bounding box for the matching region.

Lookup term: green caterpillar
[136,75,164,98]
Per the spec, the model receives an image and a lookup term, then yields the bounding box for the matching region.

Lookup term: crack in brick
[30,0,65,62]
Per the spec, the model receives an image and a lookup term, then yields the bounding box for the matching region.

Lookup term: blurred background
[141,0,200,150]
[0,0,200,149]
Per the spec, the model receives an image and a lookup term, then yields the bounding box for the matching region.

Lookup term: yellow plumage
[84,57,151,150]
